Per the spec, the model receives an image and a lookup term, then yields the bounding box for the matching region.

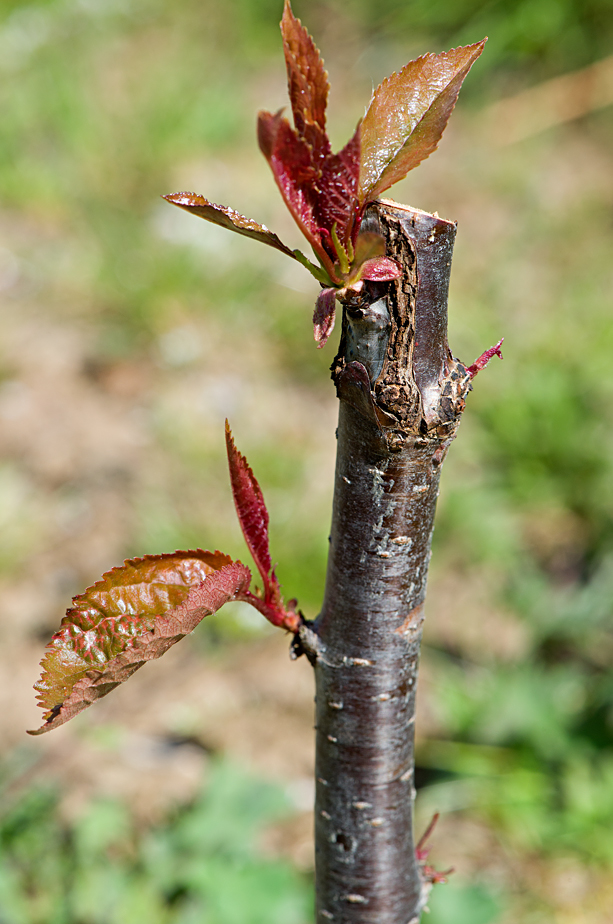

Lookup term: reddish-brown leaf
[29,551,251,735]
[281,0,329,137]
[314,125,361,252]
[224,424,304,631]
[358,40,486,204]
[257,110,326,262]
[259,5,363,279]
[313,287,337,348]
[225,422,280,608]
[258,111,360,283]
[466,337,504,376]
[163,193,297,259]
[359,255,402,282]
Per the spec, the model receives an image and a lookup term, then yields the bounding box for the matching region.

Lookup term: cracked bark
[307,199,473,924]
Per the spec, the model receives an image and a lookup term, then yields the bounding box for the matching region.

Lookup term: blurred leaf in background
[343,0,613,87]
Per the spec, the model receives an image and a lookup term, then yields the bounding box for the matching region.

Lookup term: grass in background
[0,756,312,924]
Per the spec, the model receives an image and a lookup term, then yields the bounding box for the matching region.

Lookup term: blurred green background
[1,0,613,921]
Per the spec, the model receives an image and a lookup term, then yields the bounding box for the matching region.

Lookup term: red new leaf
[315,127,361,252]
[258,3,361,284]
[358,40,486,204]
[164,5,486,349]
[257,110,327,266]
[163,193,297,259]
[359,256,402,282]
[225,422,279,605]
[313,287,337,348]
[281,0,328,137]
[29,551,251,735]
[466,337,504,376]
[258,116,361,285]
[224,424,301,632]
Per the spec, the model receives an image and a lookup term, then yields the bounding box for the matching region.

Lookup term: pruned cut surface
[30,551,251,735]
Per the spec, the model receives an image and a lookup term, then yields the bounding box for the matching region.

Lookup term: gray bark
[304,200,473,924]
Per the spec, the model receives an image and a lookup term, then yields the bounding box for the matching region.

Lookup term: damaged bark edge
[312,200,473,924]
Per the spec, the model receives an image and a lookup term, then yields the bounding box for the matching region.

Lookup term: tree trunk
[306,200,473,924]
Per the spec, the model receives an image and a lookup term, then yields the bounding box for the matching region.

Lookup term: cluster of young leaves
[29,425,299,736]
[165,1,485,346]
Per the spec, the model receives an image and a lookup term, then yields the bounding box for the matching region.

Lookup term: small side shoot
[164,1,486,347]
[29,425,299,736]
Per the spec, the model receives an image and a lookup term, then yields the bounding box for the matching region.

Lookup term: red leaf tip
[466,337,504,377]
[415,812,454,884]
[225,423,300,632]
[313,287,337,348]
[225,422,272,584]
[415,812,440,861]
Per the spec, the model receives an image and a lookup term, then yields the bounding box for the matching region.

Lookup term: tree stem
[311,200,472,923]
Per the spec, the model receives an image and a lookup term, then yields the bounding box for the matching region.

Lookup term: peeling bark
[311,200,472,923]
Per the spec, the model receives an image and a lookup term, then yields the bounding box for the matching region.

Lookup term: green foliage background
[1,0,612,921]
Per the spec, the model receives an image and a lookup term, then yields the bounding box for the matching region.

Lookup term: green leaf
[29,551,251,735]
[352,230,386,265]
[163,193,298,259]
[344,230,386,283]
[330,224,350,275]
[292,248,332,285]
[358,40,486,204]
